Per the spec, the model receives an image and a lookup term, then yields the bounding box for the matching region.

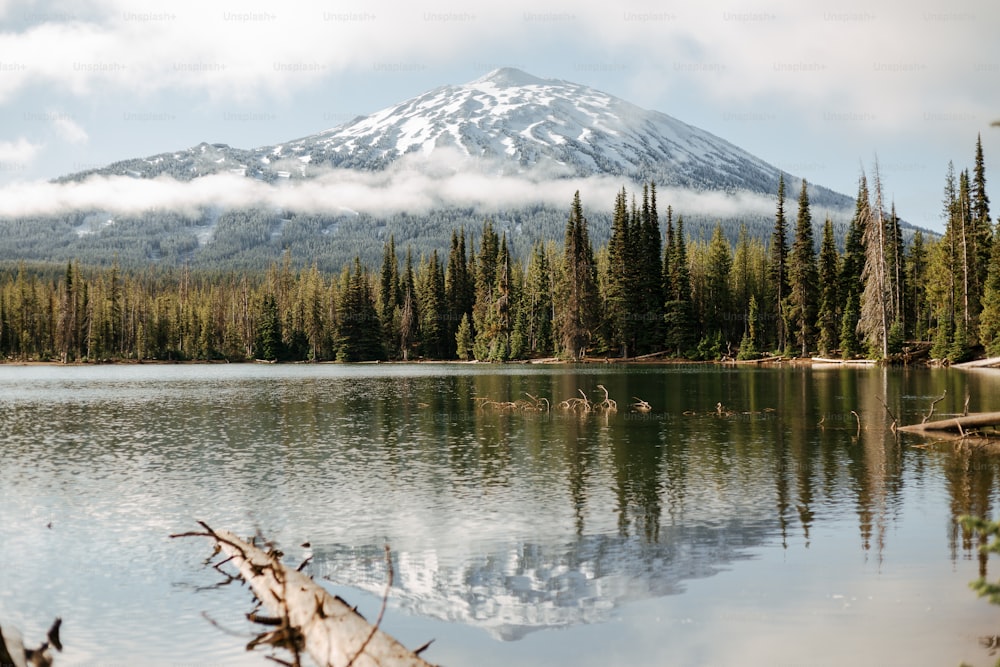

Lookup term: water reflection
[2,364,1000,665]
[313,518,776,641]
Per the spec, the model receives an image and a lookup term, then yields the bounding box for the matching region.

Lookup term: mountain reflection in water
[315,518,776,641]
[3,363,1000,666]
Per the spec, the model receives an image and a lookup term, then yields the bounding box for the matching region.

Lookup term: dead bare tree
[172,522,435,667]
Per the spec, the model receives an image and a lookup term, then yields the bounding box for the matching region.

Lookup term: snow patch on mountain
[55,67,853,212]
[267,67,820,202]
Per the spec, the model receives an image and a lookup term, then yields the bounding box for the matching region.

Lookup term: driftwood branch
[175,524,435,667]
[899,412,1000,435]
[875,396,898,435]
[923,390,946,424]
[0,618,62,667]
[631,397,652,412]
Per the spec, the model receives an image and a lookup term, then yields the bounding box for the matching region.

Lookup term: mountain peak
[471,67,549,88]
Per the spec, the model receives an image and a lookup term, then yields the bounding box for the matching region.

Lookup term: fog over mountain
[0,68,898,269]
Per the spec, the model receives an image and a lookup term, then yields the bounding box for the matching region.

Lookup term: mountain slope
[19,68,909,270]
[280,67,787,192]
[62,68,850,209]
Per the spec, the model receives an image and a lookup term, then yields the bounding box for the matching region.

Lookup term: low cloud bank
[0,157,781,220]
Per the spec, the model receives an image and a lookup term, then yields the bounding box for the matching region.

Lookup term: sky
[0,0,997,232]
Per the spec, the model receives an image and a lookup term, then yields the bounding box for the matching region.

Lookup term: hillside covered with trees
[0,136,995,364]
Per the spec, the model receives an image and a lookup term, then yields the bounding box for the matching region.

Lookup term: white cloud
[0,157,781,221]
[1,0,994,133]
[0,137,42,164]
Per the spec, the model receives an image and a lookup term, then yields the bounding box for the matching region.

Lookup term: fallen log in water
[898,411,1000,435]
[175,524,435,667]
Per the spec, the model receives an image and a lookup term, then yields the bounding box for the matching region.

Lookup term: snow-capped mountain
[63,67,849,208]
[280,67,785,191]
[27,68,882,270]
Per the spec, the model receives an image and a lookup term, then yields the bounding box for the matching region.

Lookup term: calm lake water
[2,363,1000,666]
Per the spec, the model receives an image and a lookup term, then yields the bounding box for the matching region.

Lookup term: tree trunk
[213,529,434,667]
[899,412,1000,434]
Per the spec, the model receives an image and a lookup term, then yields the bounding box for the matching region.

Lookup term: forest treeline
[1,136,997,364]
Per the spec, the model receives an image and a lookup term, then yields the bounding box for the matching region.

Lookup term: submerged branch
[923,390,946,424]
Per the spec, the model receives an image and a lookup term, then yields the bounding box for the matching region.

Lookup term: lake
[2,362,1000,666]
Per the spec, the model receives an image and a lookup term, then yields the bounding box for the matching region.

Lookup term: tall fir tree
[637,182,664,354]
[906,231,930,341]
[664,214,695,355]
[417,250,448,359]
[839,174,868,357]
[337,258,383,361]
[788,178,818,357]
[378,236,400,358]
[605,187,632,357]
[662,204,674,302]
[768,174,790,352]
[886,201,906,340]
[445,228,473,347]
[523,241,554,356]
[256,292,282,361]
[475,234,514,361]
[557,191,599,359]
[973,134,993,306]
[816,217,840,355]
[398,247,418,361]
[471,220,500,358]
[703,223,733,344]
[979,224,1000,356]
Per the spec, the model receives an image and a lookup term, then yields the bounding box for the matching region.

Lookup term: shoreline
[3,355,998,369]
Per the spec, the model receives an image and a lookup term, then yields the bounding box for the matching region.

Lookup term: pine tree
[477,234,514,361]
[605,187,631,357]
[398,248,418,361]
[730,224,754,342]
[256,293,282,361]
[445,228,473,347]
[973,134,993,308]
[56,262,79,363]
[662,204,674,301]
[523,241,554,355]
[816,217,840,356]
[557,191,599,359]
[337,258,383,361]
[378,236,399,357]
[768,174,790,352]
[886,201,906,338]
[979,225,1000,356]
[839,175,868,357]
[417,250,448,359]
[472,221,500,360]
[958,168,974,339]
[664,214,694,355]
[301,264,326,361]
[788,178,818,357]
[703,223,733,344]
[737,294,761,360]
[637,182,664,353]
[906,231,930,341]
[455,313,473,360]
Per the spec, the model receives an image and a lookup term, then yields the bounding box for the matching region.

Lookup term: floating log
[811,356,877,365]
[183,525,435,667]
[898,412,1000,435]
[953,356,1000,369]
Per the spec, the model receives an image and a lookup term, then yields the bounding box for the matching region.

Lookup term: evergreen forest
[1,136,997,365]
